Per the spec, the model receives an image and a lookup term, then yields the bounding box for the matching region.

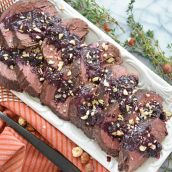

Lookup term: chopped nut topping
[102,43,108,51]
[123,89,128,95]
[67,70,72,76]
[59,33,64,39]
[98,99,104,105]
[81,114,89,120]
[39,77,45,82]
[103,79,110,87]
[92,77,100,82]
[72,147,83,158]
[139,145,147,152]
[57,61,64,71]
[150,144,156,150]
[33,27,42,33]
[69,40,76,45]
[9,65,14,69]
[129,119,134,125]
[107,57,114,63]
[48,59,55,65]
[118,114,124,121]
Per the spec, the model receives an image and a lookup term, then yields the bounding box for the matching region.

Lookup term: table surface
[96,0,172,171]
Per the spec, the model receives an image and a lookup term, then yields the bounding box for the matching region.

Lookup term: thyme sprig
[125,0,172,83]
[64,0,124,43]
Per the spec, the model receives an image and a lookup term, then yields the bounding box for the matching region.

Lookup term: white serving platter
[12,0,172,171]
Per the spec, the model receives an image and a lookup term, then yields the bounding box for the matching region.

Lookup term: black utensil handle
[0,112,80,172]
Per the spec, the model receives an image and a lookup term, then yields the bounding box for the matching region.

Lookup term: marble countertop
[96,0,172,171]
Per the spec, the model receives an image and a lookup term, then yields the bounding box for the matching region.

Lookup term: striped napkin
[0,86,108,172]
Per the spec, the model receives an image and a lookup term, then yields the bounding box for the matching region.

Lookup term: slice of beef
[0,0,58,22]
[40,81,72,120]
[91,41,122,65]
[61,18,89,40]
[80,42,123,84]
[93,65,129,156]
[0,0,59,49]
[14,47,45,97]
[0,61,21,91]
[125,89,164,122]
[69,83,106,138]
[118,118,167,172]
[0,23,15,49]
[42,18,88,64]
[40,59,81,120]
[93,103,122,156]
[15,63,43,97]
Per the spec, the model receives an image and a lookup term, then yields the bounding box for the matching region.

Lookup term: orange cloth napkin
[0,87,108,172]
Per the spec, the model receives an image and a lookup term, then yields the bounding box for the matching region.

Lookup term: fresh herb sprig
[64,0,124,43]
[125,0,172,83]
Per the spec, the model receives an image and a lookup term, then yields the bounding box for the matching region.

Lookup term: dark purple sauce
[76,85,105,126]
[4,10,61,42]
[122,123,162,158]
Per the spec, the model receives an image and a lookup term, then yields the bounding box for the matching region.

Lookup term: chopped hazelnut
[33,27,42,33]
[59,33,64,39]
[107,57,114,63]
[116,130,124,136]
[26,124,35,132]
[85,163,94,172]
[48,59,55,65]
[57,61,64,71]
[18,117,27,127]
[139,145,147,152]
[92,77,100,82]
[72,147,83,158]
[150,144,156,150]
[39,77,45,82]
[102,43,108,51]
[81,114,89,120]
[81,152,90,164]
[67,70,72,76]
[129,119,134,125]
[69,40,76,45]
[103,80,110,87]
[123,89,128,95]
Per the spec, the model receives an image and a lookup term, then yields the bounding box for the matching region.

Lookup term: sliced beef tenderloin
[1,0,60,49]
[15,47,45,97]
[118,118,167,172]
[80,42,123,84]
[0,0,58,23]
[15,63,43,97]
[93,103,122,156]
[0,23,15,49]
[40,59,81,120]
[61,18,89,40]
[69,83,107,138]
[42,18,88,65]
[0,47,22,91]
[124,89,165,124]
[93,65,130,156]
[0,61,21,91]
[91,41,122,66]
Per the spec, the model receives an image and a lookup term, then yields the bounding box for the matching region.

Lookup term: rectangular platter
[11,0,172,171]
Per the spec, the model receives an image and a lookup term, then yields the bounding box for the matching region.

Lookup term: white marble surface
[97,0,172,57]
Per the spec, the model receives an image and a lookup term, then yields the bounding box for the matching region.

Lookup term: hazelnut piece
[72,147,83,158]
[81,152,90,164]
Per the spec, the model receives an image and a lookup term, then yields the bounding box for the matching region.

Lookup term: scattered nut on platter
[18,117,27,127]
[72,146,83,158]
[81,152,90,164]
